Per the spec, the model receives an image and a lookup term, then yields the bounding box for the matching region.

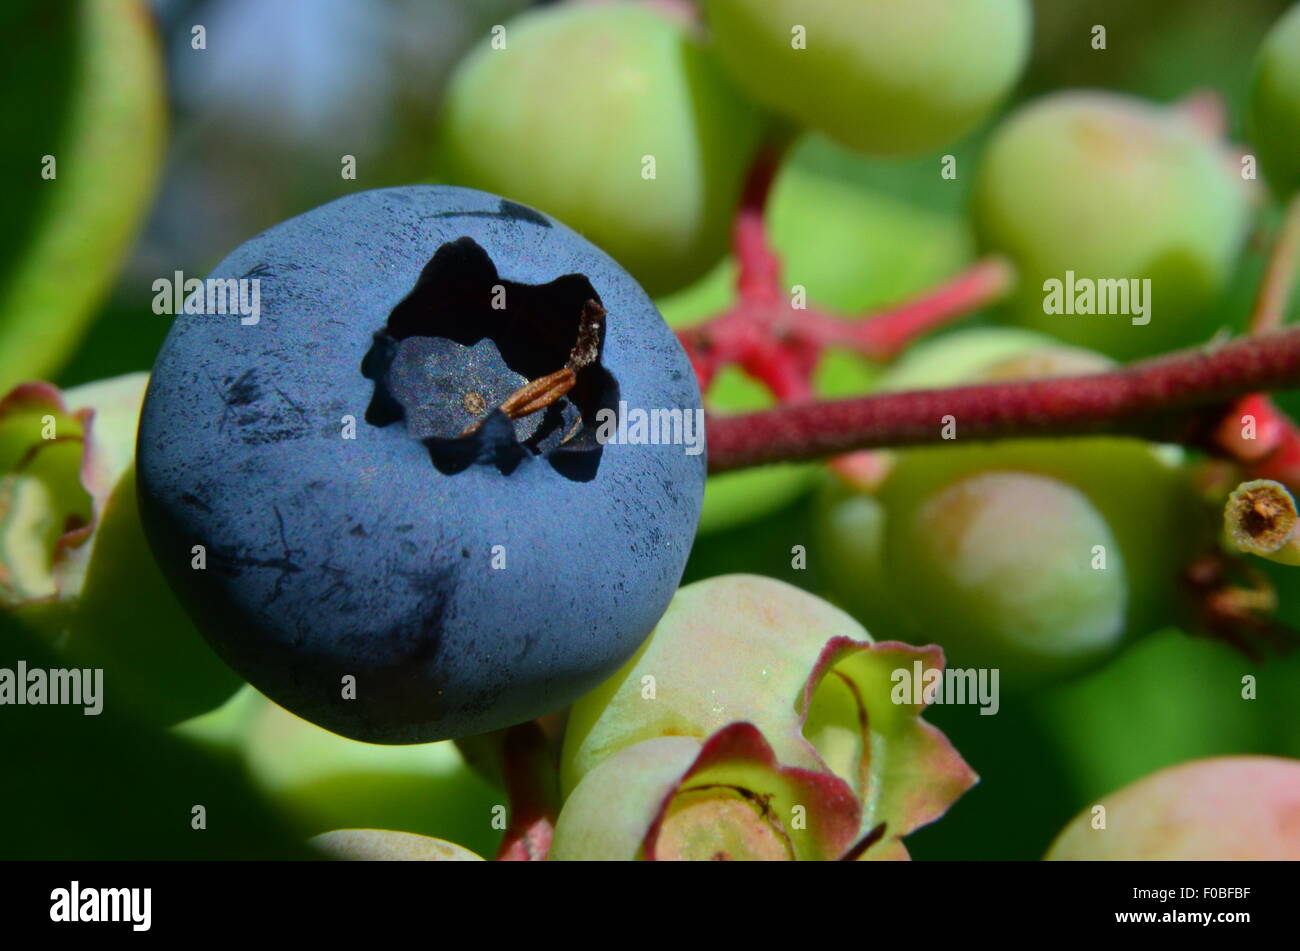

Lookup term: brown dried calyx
[459,299,606,437]
[1225,479,1299,556]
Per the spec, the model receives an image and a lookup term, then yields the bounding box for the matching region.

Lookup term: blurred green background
[2,0,1299,860]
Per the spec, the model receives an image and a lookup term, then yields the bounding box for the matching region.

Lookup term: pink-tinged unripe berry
[888,470,1127,678]
[1046,756,1300,860]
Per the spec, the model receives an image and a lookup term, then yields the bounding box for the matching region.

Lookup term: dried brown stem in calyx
[460,299,606,437]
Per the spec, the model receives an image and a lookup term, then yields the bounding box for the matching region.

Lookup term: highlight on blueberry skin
[136,185,705,744]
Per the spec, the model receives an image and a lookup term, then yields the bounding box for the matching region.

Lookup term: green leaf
[0,0,165,391]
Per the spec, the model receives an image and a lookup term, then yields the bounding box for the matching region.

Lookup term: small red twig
[690,166,1300,480]
[1175,88,1229,140]
[676,151,1013,401]
[733,146,783,302]
[493,721,560,861]
[1210,194,1300,485]
[1248,194,1300,335]
[812,257,1015,359]
[706,329,1300,473]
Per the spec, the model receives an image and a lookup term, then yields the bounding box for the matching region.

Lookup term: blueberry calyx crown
[361,236,619,480]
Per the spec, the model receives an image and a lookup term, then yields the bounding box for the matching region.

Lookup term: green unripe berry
[887,470,1127,678]
[877,326,1107,392]
[436,3,764,296]
[311,829,484,861]
[1248,3,1300,198]
[817,329,1204,682]
[703,0,1032,156]
[813,483,896,637]
[880,439,1203,656]
[973,91,1251,360]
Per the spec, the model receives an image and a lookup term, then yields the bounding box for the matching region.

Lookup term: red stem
[676,143,1013,402]
[733,146,783,302]
[493,721,559,861]
[705,329,1300,473]
[1204,193,1300,485]
[1249,193,1300,334]
[678,255,1012,399]
[1175,88,1229,140]
[812,256,1015,360]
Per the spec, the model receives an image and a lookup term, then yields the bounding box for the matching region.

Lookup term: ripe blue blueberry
[137,185,705,743]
